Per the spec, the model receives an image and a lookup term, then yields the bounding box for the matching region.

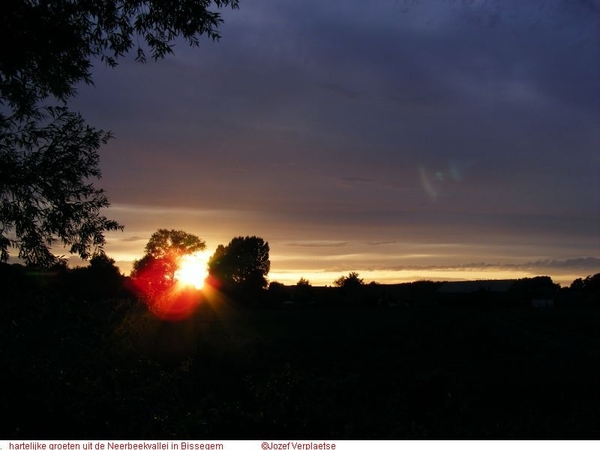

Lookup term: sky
[68,0,600,286]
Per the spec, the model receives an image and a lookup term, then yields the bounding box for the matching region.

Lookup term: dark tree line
[0,252,125,303]
[268,273,600,309]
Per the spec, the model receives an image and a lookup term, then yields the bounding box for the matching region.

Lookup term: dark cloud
[66,0,599,281]
[524,257,600,271]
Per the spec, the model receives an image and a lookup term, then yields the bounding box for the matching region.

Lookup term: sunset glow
[67,0,598,291]
[4,0,599,439]
[174,251,210,289]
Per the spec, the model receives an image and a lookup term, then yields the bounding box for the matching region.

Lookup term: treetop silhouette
[208,235,270,293]
[131,229,206,295]
[334,271,364,290]
[1,0,240,115]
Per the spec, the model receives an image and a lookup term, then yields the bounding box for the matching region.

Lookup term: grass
[2,291,599,439]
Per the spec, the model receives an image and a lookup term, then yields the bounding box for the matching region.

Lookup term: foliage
[297,277,311,287]
[570,278,585,290]
[1,0,239,266]
[510,276,560,299]
[333,271,364,290]
[1,0,241,115]
[0,107,122,266]
[143,228,207,260]
[208,236,270,293]
[570,273,600,292]
[269,281,286,291]
[292,277,312,304]
[409,280,442,297]
[131,229,205,297]
[66,252,124,300]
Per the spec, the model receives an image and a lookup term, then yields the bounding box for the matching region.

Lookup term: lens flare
[174,251,209,290]
[151,288,202,321]
[130,251,210,321]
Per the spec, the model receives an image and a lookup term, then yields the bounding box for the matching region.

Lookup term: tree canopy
[333,272,364,290]
[131,229,206,296]
[143,228,207,261]
[570,273,600,292]
[1,0,240,115]
[297,277,311,287]
[1,0,239,267]
[66,252,123,300]
[0,107,122,266]
[208,236,270,293]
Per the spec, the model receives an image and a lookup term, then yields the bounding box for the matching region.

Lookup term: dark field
[3,293,599,439]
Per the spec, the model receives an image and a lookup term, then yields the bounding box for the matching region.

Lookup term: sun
[174,251,209,290]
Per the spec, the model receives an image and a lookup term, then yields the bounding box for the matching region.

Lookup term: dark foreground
[2,293,599,439]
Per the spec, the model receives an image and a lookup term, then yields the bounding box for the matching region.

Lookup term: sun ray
[174,251,209,290]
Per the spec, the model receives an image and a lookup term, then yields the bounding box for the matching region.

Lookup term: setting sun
[174,251,210,290]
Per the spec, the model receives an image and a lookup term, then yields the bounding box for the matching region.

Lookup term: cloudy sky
[70,0,600,286]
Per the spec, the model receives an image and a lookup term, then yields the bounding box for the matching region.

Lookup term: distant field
[3,295,599,439]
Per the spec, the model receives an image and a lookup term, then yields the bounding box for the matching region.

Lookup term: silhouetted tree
[265,280,287,306]
[208,236,270,294]
[297,277,311,287]
[333,272,364,305]
[1,0,241,114]
[409,280,442,299]
[0,110,123,267]
[66,252,123,301]
[0,261,25,282]
[570,273,600,305]
[333,272,364,290]
[295,277,312,303]
[510,276,559,303]
[581,273,600,292]
[131,229,205,297]
[583,273,600,306]
[269,281,286,292]
[570,277,585,291]
[1,0,239,266]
